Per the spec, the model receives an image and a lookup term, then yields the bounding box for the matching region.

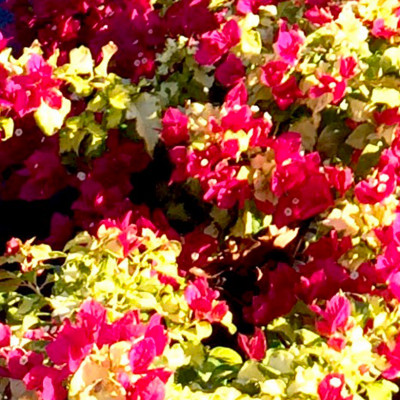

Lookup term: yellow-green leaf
[94,42,118,77]
[209,347,243,365]
[0,117,14,141]
[126,93,161,154]
[34,97,71,136]
[371,87,400,107]
[69,46,93,75]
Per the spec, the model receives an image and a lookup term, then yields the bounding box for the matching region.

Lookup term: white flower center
[329,377,342,388]
[19,355,29,365]
[191,252,200,262]
[380,174,390,182]
[350,271,359,280]
[377,183,387,193]
[284,207,293,216]
[77,172,86,181]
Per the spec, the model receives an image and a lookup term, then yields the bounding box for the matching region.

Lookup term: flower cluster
[1,0,400,399]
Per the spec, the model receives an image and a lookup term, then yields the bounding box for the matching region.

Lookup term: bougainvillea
[2,0,400,398]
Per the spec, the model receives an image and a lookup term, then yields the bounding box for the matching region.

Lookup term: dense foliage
[1,0,400,399]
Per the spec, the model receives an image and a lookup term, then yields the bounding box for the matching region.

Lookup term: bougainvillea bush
[3,0,400,398]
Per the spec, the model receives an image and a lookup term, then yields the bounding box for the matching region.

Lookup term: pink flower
[119,224,142,257]
[169,146,189,183]
[224,80,248,109]
[0,32,8,52]
[304,6,334,26]
[221,105,253,132]
[374,107,400,125]
[202,163,252,209]
[23,365,69,400]
[129,318,168,374]
[238,328,267,361]
[178,229,219,271]
[305,231,352,262]
[185,277,228,323]
[271,76,303,110]
[261,60,289,87]
[0,323,11,348]
[372,18,397,39]
[310,294,351,336]
[354,165,396,204]
[195,20,241,65]
[245,264,299,325]
[273,173,333,228]
[272,131,302,164]
[298,259,349,303]
[165,0,220,37]
[271,151,334,227]
[4,349,44,380]
[5,237,21,255]
[215,54,245,87]
[273,21,305,66]
[325,166,354,196]
[339,56,358,79]
[46,300,107,372]
[124,370,172,400]
[236,0,272,15]
[145,314,169,356]
[380,334,400,379]
[4,54,62,117]
[17,143,69,201]
[160,108,189,146]
[327,336,347,351]
[130,338,157,374]
[44,213,74,250]
[318,374,353,400]
[221,139,240,159]
[309,74,346,105]
[101,212,144,257]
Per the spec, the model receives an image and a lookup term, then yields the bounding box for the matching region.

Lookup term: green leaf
[317,123,349,158]
[108,85,131,110]
[209,347,243,365]
[175,366,199,386]
[0,270,22,292]
[126,93,161,155]
[371,87,400,107]
[277,1,304,23]
[35,97,71,136]
[355,141,385,177]
[345,123,375,149]
[209,364,240,388]
[106,108,123,129]
[296,329,320,345]
[290,118,317,151]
